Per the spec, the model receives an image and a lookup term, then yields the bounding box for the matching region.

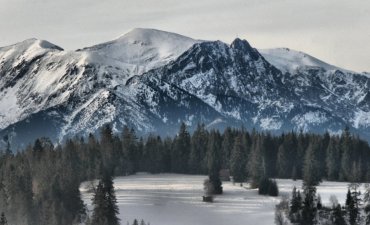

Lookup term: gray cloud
[0,0,369,72]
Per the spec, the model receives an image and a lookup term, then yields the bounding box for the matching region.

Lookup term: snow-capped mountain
[258,48,343,74]
[1,28,370,147]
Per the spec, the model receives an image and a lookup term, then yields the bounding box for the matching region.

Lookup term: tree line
[1,123,370,224]
[276,183,370,225]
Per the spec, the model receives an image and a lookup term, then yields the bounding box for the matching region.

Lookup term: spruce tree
[207,130,223,194]
[316,194,322,210]
[303,139,322,187]
[332,204,346,225]
[346,188,353,207]
[91,181,107,225]
[326,138,340,181]
[221,128,234,169]
[172,123,191,173]
[248,135,265,188]
[100,125,117,171]
[276,133,295,178]
[290,187,302,217]
[347,183,361,225]
[301,186,317,225]
[340,126,352,181]
[121,127,138,174]
[103,172,120,225]
[91,171,120,225]
[364,184,370,225]
[132,219,139,225]
[230,135,246,183]
[0,213,7,225]
[189,124,208,174]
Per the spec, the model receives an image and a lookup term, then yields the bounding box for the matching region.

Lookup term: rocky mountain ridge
[0,28,369,147]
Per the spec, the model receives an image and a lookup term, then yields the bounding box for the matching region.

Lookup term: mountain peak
[0,38,63,52]
[113,28,198,47]
[259,48,342,74]
[231,38,252,50]
[231,38,260,60]
[82,28,200,74]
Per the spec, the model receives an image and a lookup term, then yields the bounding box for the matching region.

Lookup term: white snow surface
[0,28,199,132]
[84,28,200,75]
[2,29,370,140]
[259,48,343,74]
[80,174,364,225]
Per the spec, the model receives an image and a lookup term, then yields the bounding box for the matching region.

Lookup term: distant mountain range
[1,28,370,148]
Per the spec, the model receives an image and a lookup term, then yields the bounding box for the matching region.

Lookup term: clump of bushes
[258,177,279,196]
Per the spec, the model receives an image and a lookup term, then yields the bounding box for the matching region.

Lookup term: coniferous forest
[1,123,370,225]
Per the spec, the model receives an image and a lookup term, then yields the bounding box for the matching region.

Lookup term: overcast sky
[0,0,369,72]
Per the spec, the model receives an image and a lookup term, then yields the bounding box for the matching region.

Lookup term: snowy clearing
[80,174,365,225]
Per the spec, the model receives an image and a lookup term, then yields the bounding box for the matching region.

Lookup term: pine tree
[230,135,246,183]
[248,135,265,188]
[33,138,44,159]
[331,204,346,225]
[172,123,191,173]
[340,126,352,181]
[317,194,322,210]
[326,138,340,180]
[289,187,302,223]
[103,172,120,225]
[295,131,307,180]
[276,133,296,178]
[91,171,120,225]
[3,135,12,156]
[100,125,118,171]
[91,181,107,225]
[221,128,234,169]
[347,183,361,225]
[364,184,370,225]
[346,188,352,207]
[132,219,139,225]
[303,139,322,187]
[207,130,223,195]
[189,124,208,174]
[290,187,301,213]
[0,213,7,225]
[301,186,317,225]
[122,126,138,174]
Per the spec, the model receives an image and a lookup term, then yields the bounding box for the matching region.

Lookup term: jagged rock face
[0,28,370,148]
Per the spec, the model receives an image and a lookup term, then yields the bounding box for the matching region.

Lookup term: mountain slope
[258,48,343,74]
[1,29,370,148]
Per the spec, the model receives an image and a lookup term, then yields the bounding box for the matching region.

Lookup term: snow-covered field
[80,174,365,225]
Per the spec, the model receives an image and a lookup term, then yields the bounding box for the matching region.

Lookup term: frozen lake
[80,174,363,225]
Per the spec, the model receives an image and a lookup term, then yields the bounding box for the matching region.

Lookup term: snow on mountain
[0,29,204,145]
[82,28,200,75]
[1,29,370,147]
[259,48,342,74]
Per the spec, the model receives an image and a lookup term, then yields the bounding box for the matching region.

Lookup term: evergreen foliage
[91,170,120,225]
[301,186,317,225]
[258,177,279,196]
[1,124,370,224]
[281,184,370,225]
[303,139,322,187]
[331,204,346,225]
[230,135,246,183]
[206,130,223,195]
[289,187,302,223]
[346,184,361,225]
[0,213,7,225]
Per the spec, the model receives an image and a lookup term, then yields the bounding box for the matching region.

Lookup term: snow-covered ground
[80,174,365,225]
